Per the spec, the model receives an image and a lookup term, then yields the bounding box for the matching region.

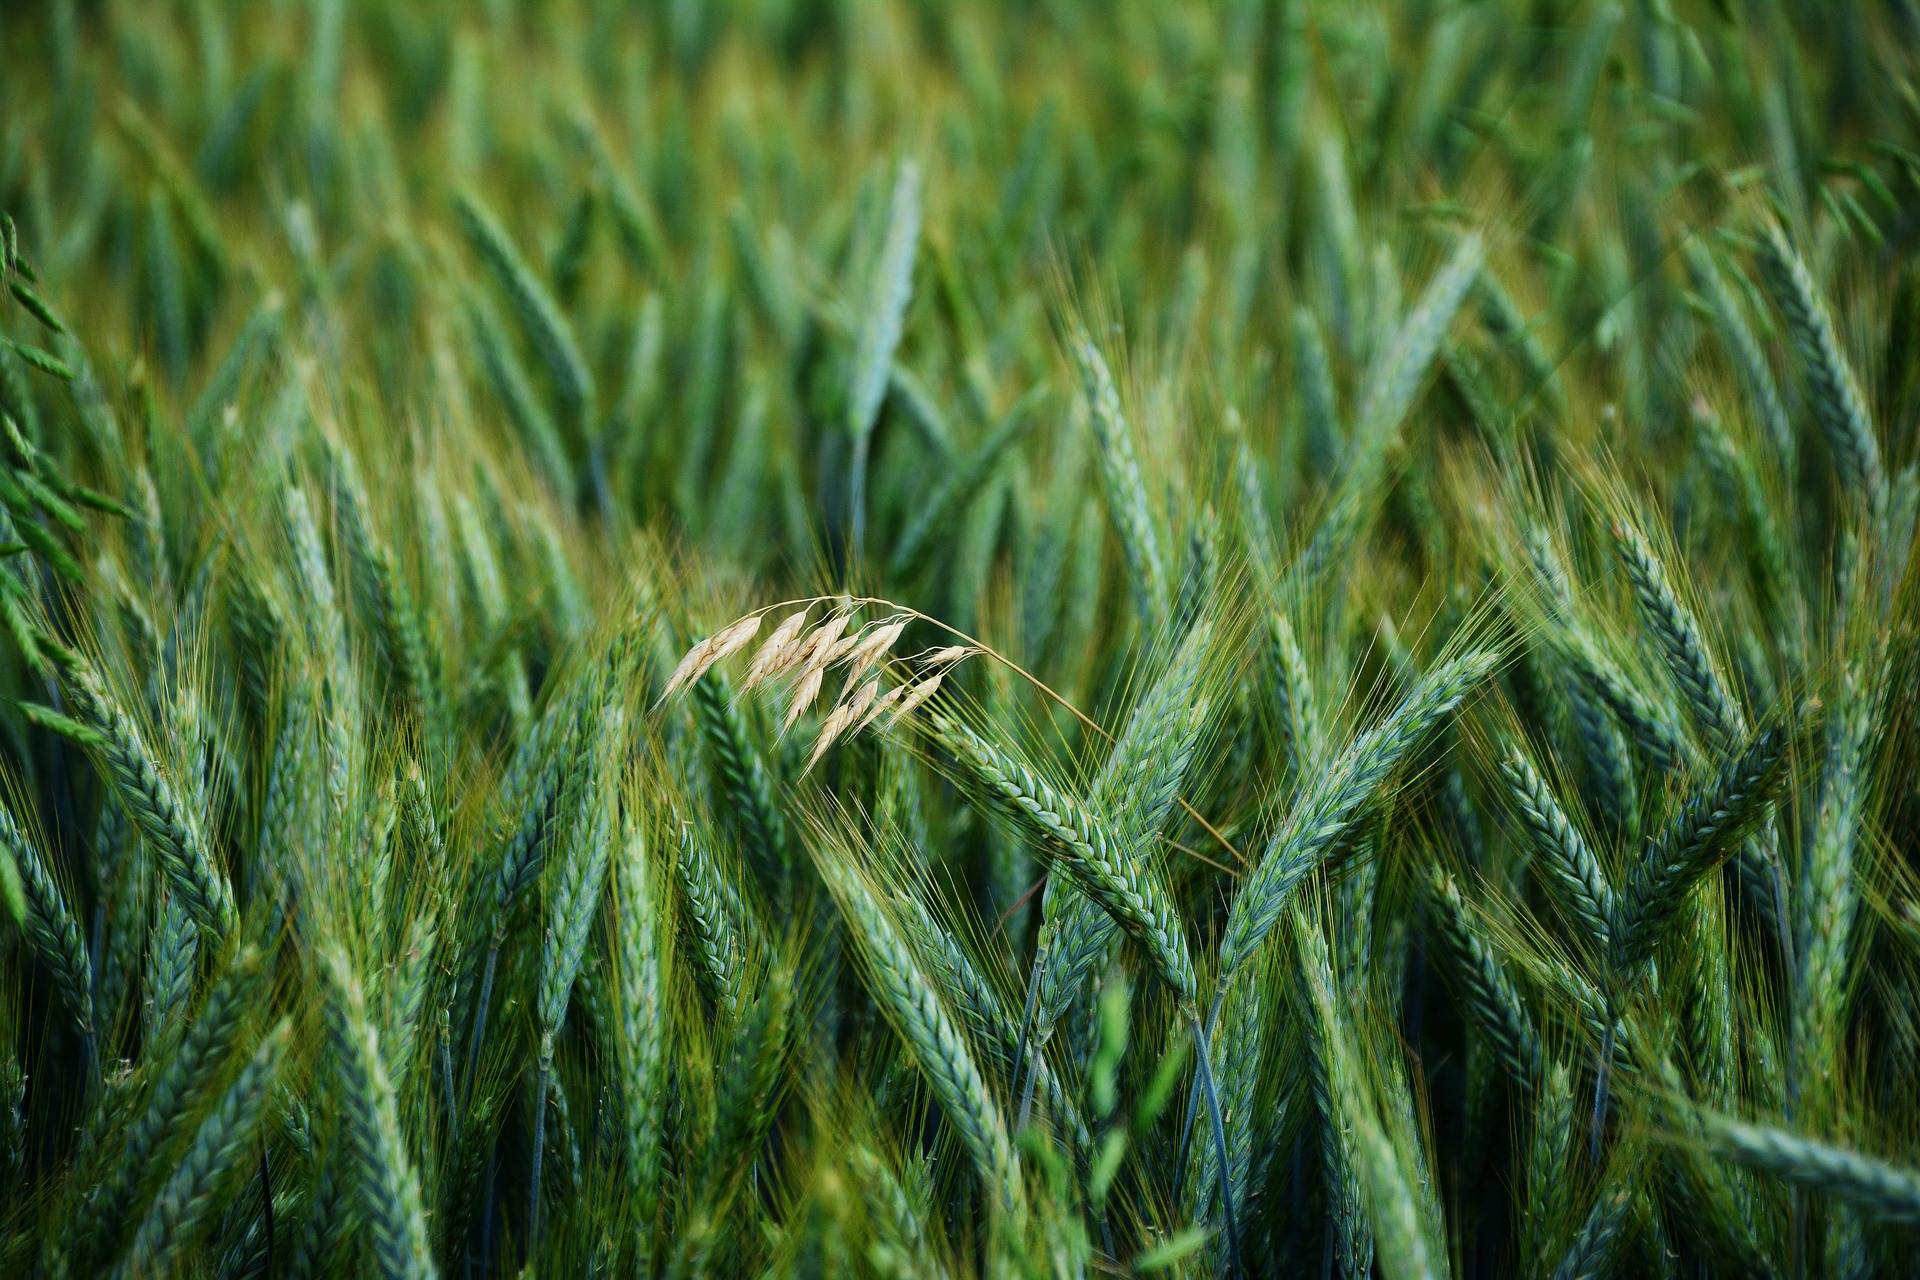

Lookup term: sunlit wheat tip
[662,636,718,702]
[708,613,762,665]
[823,630,865,669]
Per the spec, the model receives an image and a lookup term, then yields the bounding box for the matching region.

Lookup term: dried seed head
[805,701,858,773]
[888,672,945,726]
[707,614,762,665]
[793,613,852,680]
[845,680,881,724]
[857,682,907,732]
[823,630,864,669]
[661,635,716,702]
[924,645,973,667]
[841,619,908,683]
[661,614,759,701]
[782,665,825,733]
[742,610,811,690]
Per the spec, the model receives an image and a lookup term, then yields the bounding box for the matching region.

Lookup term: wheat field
[1,2,1918,1277]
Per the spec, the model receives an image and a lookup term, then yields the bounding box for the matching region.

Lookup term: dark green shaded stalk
[0,798,93,1039]
[1426,869,1542,1091]
[1687,1105,1920,1224]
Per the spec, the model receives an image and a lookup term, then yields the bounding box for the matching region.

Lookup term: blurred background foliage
[0,1,1918,1277]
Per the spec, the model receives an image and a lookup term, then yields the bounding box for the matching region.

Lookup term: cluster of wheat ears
[2,1,1919,1277]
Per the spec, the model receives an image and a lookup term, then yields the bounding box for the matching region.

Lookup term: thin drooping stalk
[1591,1019,1615,1162]
[1011,952,1044,1131]
[259,1145,276,1278]
[1190,1011,1243,1280]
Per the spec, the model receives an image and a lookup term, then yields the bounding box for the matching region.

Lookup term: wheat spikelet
[1425,870,1542,1090]
[145,888,198,1034]
[1611,519,1744,751]
[1502,751,1614,954]
[1030,619,1211,1086]
[839,617,907,684]
[325,436,442,747]
[1476,269,1564,416]
[673,812,753,1017]
[107,1021,289,1280]
[43,637,234,938]
[1612,717,1797,981]
[1356,232,1485,441]
[1074,333,1168,630]
[380,908,438,1096]
[691,666,789,885]
[810,825,1026,1220]
[1295,906,1374,1279]
[741,609,811,690]
[464,287,572,491]
[1265,610,1318,776]
[936,713,1196,1002]
[1549,1185,1632,1280]
[847,159,923,548]
[57,942,266,1271]
[1522,1062,1575,1260]
[1684,240,1794,473]
[1755,220,1884,509]
[0,798,92,1035]
[321,944,436,1280]
[1560,625,1688,776]
[858,681,910,731]
[610,811,669,1273]
[790,612,851,678]
[1689,1108,1920,1223]
[885,873,1088,1153]
[1219,649,1497,987]
[532,702,622,1233]
[1794,658,1875,1104]
[886,671,945,726]
[890,397,1038,579]
[661,613,762,702]
[1688,399,1798,625]
[454,188,594,427]
[672,972,796,1275]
